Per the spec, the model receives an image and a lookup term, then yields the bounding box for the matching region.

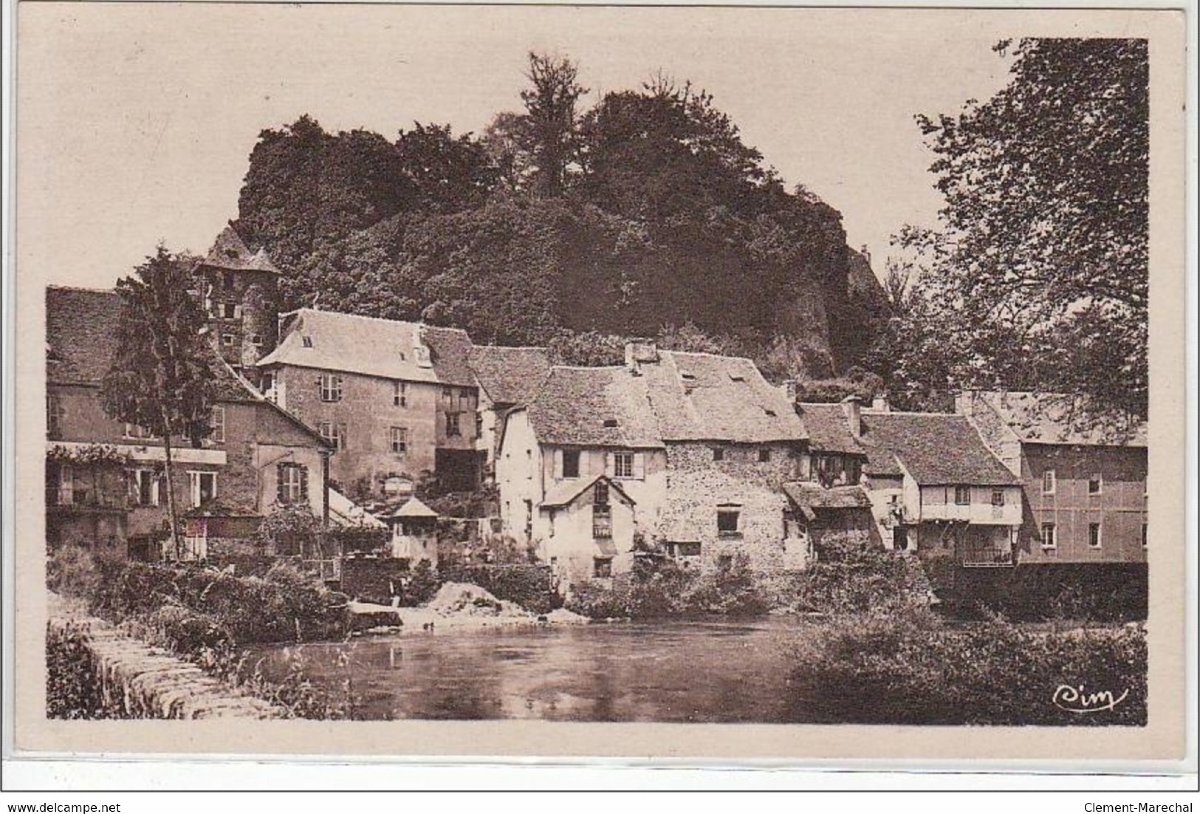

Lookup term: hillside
[232,57,888,379]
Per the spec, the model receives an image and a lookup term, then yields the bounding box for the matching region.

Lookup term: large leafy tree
[101,248,216,557]
[904,38,1149,418]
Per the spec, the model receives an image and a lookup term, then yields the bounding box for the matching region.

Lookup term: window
[593,482,612,539]
[612,451,634,479]
[393,381,407,407]
[277,463,307,506]
[301,335,314,348]
[593,558,613,578]
[1040,522,1057,550]
[717,507,741,537]
[1042,469,1056,495]
[1088,474,1103,495]
[991,489,1005,507]
[221,333,236,346]
[717,555,734,571]
[318,422,345,450]
[123,423,154,440]
[1088,523,1102,549]
[446,412,462,437]
[221,271,234,290]
[249,334,263,346]
[209,406,225,444]
[128,469,159,507]
[390,427,408,455]
[220,302,237,319]
[758,448,771,463]
[442,387,453,404]
[602,418,619,428]
[188,471,217,508]
[562,450,581,479]
[712,446,724,462]
[670,542,702,558]
[954,486,971,505]
[1142,523,1148,548]
[319,374,343,402]
[46,394,64,438]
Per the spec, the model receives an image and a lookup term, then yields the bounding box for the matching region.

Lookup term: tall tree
[516,52,588,198]
[911,38,1149,418]
[101,248,217,557]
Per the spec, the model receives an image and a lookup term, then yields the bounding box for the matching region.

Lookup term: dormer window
[301,336,314,348]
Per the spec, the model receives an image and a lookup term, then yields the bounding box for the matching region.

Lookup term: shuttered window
[210,406,225,444]
[277,463,308,505]
[319,374,343,402]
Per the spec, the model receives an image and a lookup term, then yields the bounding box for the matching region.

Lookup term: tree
[515,52,588,198]
[101,248,217,558]
[911,38,1149,418]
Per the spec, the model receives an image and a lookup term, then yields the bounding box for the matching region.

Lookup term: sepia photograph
[8,1,1190,767]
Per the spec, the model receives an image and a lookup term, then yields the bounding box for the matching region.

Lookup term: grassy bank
[47,546,356,718]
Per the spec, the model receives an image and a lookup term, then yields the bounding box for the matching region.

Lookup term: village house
[256,308,483,496]
[955,391,1148,566]
[496,342,811,588]
[45,287,333,561]
[467,345,551,480]
[848,398,1024,567]
[782,399,878,553]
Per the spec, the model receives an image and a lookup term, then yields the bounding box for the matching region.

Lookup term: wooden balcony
[960,546,1015,568]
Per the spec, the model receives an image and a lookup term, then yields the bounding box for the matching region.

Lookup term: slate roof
[388,497,439,519]
[968,391,1148,448]
[525,367,664,448]
[797,403,866,455]
[468,345,551,406]
[641,351,808,443]
[45,286,328,445]
[256,309,476,387]
[782,482,873,510]
[858,411,1019,486]
[199,224,281,274]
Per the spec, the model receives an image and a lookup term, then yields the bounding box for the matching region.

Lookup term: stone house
[466,345,551,480]
[496,342,810,588]
[256,308,483,495]
[849,400,1024,566]
[45,286,332,561]
[955,391,1148,565]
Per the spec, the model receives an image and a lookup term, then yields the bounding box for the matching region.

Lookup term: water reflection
[245,619,814,722]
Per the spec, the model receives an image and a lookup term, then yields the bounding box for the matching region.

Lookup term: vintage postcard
[8,2,1190,765]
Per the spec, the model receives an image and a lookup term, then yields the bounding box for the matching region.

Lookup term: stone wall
[46,596,282,719]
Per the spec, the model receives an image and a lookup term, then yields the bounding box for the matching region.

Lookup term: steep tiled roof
[968,391,1148,448]
[797,403,866,455]
[199,224,281,274]
[45,287,326,445]
[782,482,872,510]
[858,412,1019,486]
[468,345,551,406]
[256,309,476,387]
[641,351,807,443]
[46,287,122,385]
[525,367,663,448]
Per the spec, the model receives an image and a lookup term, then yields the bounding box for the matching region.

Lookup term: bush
[442,563,560,614]
[46,621,110,719]
[790,603,1147,726]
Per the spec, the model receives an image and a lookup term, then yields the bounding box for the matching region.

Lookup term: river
[243,618,826,722]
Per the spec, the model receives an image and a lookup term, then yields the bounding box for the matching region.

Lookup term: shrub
[442,563,559,614]
[46,621,109,719]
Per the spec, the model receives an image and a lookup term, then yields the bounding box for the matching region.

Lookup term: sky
[18,4,1015,289]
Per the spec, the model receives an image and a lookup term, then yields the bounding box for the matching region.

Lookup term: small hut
[386,497,440,567]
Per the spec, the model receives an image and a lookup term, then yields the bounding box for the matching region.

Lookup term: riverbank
[348,583,590,635]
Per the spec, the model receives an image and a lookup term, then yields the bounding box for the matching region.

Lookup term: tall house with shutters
[45,287,332,561]
[496,342,809,588]
[955,391,1148,565]
[256,308,482,496]
[191,224,282,390]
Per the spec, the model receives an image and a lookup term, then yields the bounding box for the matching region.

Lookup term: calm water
[244,619,825,722]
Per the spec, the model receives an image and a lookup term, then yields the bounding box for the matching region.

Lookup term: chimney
[783,379,798,403]
[954,391,974,417]
[413,324,432,368]
[624,340,658,374]
[870,393,890,413]
[841,395,863,439]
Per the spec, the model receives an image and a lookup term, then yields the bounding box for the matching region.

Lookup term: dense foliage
[868,39,1149,419]
[233,54,874,378]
